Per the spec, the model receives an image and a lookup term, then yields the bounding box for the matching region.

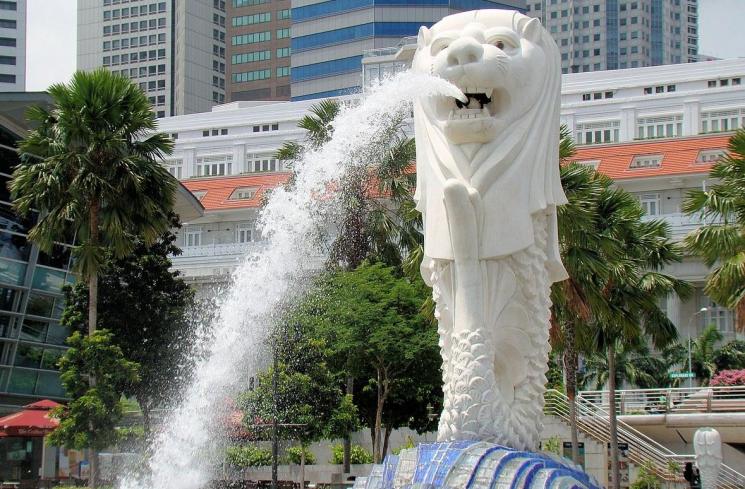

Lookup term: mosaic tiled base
[353,441,601,489]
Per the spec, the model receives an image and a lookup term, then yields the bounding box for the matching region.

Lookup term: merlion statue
[694,427,723,489]
[412,9,566,450]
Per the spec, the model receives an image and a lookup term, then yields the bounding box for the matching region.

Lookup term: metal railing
[578,386,745,415]
[641,212,723,241]
[544,389,745,488]
[175,241,263,258]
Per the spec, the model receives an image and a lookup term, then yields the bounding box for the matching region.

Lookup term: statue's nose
[447,37,484,67]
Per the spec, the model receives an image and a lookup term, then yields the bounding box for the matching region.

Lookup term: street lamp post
[687,307,708,388]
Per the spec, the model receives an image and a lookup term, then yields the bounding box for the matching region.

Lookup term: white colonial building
[160,58,745,339]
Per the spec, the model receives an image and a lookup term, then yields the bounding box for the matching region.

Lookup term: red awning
[0,399,61,437]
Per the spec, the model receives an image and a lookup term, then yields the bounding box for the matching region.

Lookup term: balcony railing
[642,212,722,240]
[175,241,262,258]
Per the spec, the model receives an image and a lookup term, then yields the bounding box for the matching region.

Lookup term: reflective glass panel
[20,319,48,342]
[32,267,67,293]
[26,292,55,317]
[7,368,37,394]
[36,371,65,397]
[0,257,27,285]
[0,231,31,261]
[41,348,63,370]
[0,286,20,311]
[45,324,70,346]
[37,244,72,270]
[14,344,44,368]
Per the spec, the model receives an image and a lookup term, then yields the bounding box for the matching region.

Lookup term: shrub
[285,446,316,465]
[330,444,373,464]
[542,436,561,456]
[630,462,662,489]
[225,445,273,468]
[710,369,745,387]
[714,340,745,371]
[392,436,416,456]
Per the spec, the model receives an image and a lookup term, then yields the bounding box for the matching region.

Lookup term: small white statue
[412,9,565,450]
[694,427,722,489]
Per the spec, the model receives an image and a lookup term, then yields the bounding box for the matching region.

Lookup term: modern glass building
[289,0,526,101]
[0,92,72,414]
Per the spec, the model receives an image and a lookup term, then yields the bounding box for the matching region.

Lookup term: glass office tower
[0,93,72,414]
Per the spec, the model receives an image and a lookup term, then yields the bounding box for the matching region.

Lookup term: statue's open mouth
[434,87,507,123]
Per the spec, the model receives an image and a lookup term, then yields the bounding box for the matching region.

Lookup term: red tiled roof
[181,173,291,211]
[182,135,733,211]
[571,134,731,180]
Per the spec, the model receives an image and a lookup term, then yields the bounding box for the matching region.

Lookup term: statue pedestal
[353,441,601,489]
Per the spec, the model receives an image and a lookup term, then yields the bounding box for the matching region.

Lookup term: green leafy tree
[11,68,176,341]
[684,128,745,330]
[691,325,724,384]
[714,340,745,371]
[47,330,139,479]
[580,343,667,390]
[239,324,358,485]
[60,219,195,438]
[291,262,437,463]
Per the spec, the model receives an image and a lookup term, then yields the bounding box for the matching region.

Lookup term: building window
[231,188,258,200]
[235,222,255,243]
[638,193,661,216]
[276,47,290,58]
[231,50,270,65]
[700,108,745,134]
[165,159,183,179]
[696,149,727,164]
[232,69,271,83]
[629,155,663,169]
[276,28,290,39]
[232,31,271,46]
[575,120,620,145]
[246,153,278,173]
[232,12,271,27]
[184,226,202,247]
[195,155,232,177]
[636,115,683,140]
[276,66,289,78]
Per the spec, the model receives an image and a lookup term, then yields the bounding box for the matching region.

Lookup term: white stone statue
[412,9,566,450]
[694,427,723,489]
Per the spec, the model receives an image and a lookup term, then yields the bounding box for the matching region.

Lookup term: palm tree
[684,128,745,331]
[590,203,690,489]
[580,343,666,391]
[10,68,175,486]
[690,324,724,384]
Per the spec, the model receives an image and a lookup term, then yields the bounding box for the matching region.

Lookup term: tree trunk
[343,374,353,473]
[608,342,620,489]
[300,446,305,489]
[382,423,392,460]
[563,320,579,464]
[141,400,151,442]
[373,369,384,463]
[88,451,97,489]
[88,199,99,336]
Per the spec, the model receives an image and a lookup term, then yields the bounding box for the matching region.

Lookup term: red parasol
[0,399,61,437]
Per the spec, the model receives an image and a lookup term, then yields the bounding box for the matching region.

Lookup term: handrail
[578,385,745,415]
[544,389,745,489]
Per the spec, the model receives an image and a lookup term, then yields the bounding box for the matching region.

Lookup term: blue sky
[24,0,745,91]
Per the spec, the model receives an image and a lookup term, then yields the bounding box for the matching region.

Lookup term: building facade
[227,0,292,102]
[288,0,526,101]
[77,0,228,117]
[0,0,25,91]
[525,0,697,73]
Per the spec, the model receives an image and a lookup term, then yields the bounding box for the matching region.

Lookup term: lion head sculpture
[412,10,566,281]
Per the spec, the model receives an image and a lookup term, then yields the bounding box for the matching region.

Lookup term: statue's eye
[495,40,505,50]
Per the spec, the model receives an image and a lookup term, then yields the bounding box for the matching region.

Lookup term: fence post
[706,389,713,413]
[620,391,626,415]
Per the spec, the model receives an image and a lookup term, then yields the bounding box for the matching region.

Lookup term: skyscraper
[289,0,527,101]
[0,0,26,91]
[77,0,228,117]
[525,0,697,73]
[227,0,292,101]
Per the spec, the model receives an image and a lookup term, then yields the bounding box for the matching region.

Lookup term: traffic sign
[670,372,695,379]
